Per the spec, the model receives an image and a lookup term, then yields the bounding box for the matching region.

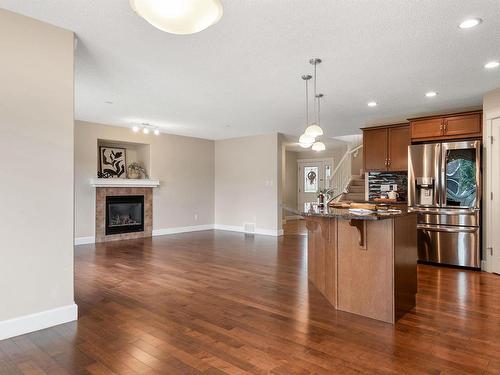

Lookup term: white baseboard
[76,223,284,244]
[0,304,78,341]
[153,224,215,236]
[74,236,95,246]
[214,224,283,237]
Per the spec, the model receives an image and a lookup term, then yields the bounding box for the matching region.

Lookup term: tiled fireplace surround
[95,187,153,242]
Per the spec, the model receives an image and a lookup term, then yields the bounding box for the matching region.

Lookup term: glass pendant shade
[130,0,223,35]
[304,123,323,138]
[312,141,326,152]
[299,134,315,148]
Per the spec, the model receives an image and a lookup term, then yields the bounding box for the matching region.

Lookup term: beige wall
[284,151,298,212]
[75,121,215,238]
[351,148,364,175]
[215,134,280,233]
[0,10,75,321]
[296,144,349,165]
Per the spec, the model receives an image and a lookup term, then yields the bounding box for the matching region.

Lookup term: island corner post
[304,209,417,324]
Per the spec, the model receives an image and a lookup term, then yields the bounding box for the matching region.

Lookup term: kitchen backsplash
[367,172,408,201]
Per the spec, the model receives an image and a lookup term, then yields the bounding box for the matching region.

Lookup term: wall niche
[97,139,151,179]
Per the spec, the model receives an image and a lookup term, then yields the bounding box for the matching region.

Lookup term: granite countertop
[301,203,415,221]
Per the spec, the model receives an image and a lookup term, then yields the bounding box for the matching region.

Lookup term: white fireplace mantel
[90,178,160,188]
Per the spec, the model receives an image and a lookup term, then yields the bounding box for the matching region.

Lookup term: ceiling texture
[2,0,500,140]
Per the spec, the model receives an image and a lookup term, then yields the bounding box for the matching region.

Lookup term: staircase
[340,174,366,202]
[328,144,365,202]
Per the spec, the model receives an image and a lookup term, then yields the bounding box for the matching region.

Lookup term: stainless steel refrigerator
[408,140,481,268]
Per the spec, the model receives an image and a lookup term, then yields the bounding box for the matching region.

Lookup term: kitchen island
[302,203,417,324]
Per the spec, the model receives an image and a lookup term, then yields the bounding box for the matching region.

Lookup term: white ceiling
[2,1,500,140]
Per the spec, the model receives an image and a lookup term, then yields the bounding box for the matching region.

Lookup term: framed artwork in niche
[98,146,126,178]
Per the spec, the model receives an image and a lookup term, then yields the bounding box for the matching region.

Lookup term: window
[304,166,318,193]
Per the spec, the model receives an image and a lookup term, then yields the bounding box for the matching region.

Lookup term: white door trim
[485,116,500,273]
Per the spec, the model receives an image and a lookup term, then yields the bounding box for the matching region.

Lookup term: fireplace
[105,195,144,235]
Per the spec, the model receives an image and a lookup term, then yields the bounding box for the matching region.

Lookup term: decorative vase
[128,170,140,179]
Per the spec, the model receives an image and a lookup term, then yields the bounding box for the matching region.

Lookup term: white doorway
[297,158,333,208]
[489,117,500,274]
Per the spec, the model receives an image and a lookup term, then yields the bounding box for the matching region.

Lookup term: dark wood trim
[360,122,409,131]
[407,109,482,122]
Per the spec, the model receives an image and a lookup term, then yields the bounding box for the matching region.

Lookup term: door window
[445,149,476,207]
[304,166,319,193]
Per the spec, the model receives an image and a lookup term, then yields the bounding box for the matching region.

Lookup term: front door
[490,118,500,274]
[297,159,333,208]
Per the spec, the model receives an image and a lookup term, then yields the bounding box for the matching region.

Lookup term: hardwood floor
[283,219,307,236]
[1,230,500,374]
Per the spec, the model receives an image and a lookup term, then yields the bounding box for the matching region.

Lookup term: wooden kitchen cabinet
[409,111,482,142]
[363,123,410,172]
[363,127,388,171]
[388,126,410,171]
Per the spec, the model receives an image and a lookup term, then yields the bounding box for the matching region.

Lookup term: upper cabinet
[409,111,482,142]
[363,124,410,172]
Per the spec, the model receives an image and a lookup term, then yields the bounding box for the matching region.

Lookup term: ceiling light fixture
[130,0,223,35]
[143,127,150,134]
[154,129,160,136]
[299,134,314,148]
[312,93,326,152]
[312,141,326,152]
[132,126,140,133]
[304,59,324,138]
[299,74,314,148]
[459,18,482,29]
[367,101,377,107]
[485,61,500,69]
[425,91,438,97]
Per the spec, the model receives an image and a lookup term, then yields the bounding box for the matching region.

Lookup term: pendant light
[304,58,324,138]
[130,0,223,35]
[312,93,326,152]
[299,74,314,148]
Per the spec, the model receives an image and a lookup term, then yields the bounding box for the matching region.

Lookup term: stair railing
[329,144,363,201]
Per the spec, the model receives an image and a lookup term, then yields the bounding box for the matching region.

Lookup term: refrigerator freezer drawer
[417,224,480,268]
[417,210,480,226]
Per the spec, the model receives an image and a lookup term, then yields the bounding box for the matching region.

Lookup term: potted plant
[127,162,148,179]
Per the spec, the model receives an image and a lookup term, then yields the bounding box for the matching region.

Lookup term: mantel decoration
[298,58,326,152]
[127,162,149,179]
[98,147,126,178]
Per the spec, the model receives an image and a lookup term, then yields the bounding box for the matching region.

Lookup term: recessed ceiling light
[459,18,482,29]
[425,91,438,98]
[367,101,377,107]
[485,61,500,69]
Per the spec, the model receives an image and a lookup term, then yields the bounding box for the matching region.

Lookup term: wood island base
[305,213,417,324]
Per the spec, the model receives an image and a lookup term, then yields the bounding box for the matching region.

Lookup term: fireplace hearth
[106,195,144,235]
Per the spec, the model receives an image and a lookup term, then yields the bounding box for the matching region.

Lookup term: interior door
[298,160,332,208]
[491,118,500,274]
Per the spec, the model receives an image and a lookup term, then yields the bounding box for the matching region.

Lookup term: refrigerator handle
[437,143,443,207]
